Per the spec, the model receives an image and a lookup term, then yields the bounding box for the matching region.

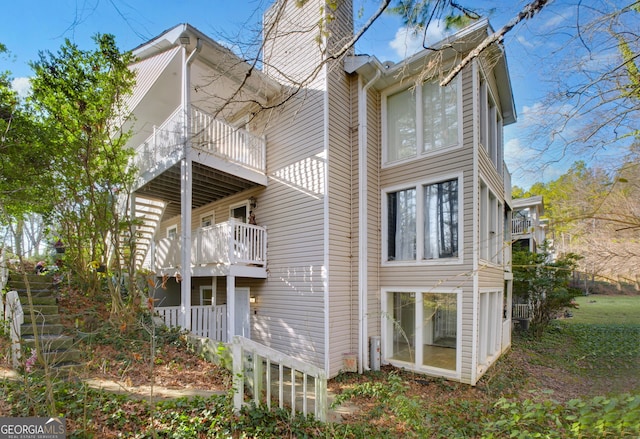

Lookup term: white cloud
[389,20,451,60]
[11,76,31,99]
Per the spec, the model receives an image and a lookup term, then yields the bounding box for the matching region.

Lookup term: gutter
[358,67,380,373]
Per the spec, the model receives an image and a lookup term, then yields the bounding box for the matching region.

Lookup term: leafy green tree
[29,34,137,319]
[0,44,53,256]
[512,248,581,336]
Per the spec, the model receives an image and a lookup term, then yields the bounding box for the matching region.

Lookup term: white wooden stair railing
[4,290,23,368]
[232,335,328,422]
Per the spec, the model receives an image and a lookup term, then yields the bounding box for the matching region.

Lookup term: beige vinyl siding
[327,70,356,377]
[263,0,325,86]
[245,2,329,367]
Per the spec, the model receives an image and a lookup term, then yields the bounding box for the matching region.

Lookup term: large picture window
[385,176,461,263]
[384,77,461,166]
[383,289,460,374]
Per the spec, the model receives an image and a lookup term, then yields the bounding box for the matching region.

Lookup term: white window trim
[229,201,251,222]
[381,287,462,379]
[166,224,178,239]
[478,69,503,172]
[478,288,503,370]
[381,75,464,168]
[200,211,215,228]
[382,172,464,266]
[479,180,503,267]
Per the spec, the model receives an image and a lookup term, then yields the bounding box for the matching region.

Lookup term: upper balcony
[131,105,267,218]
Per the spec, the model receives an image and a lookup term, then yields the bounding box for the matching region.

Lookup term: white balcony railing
[132,105,266,179]
[156,304,227,342]
[512,218,532,235]
[191,106,265,172]
[155,219,267,270]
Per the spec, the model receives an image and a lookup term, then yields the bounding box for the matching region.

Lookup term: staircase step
[19,295,57,306]
[8,275,53,291]
[22,304,59,315]
[40,349,83,366]
[23,313,61,325]
[22,334,74,351]
[21,323,64,336]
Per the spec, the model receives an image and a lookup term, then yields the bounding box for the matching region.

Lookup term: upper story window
[479,77,503,173]
[384,175,462,264]
[384,76,462,166]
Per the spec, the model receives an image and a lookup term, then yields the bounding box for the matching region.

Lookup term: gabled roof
[512,195,544,214]
[131,23,282,104]
[345,18,516,125]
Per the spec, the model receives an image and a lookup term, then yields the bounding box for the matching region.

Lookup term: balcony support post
[227,275,236,342]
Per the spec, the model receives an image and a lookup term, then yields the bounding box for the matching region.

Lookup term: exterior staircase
[6,271,82,371]
[115,195,166,271]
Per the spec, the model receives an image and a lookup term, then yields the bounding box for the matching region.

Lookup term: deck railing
[232,335,327,422]
[156,304,228,342]
[191,106,265,172]
[512,303,531,320]
[132,105,266,178]
[512,218,532,235]
[155,219,267,270]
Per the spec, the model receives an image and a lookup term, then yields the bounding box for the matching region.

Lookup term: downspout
[358,66,380,373]
[179,36,202,330]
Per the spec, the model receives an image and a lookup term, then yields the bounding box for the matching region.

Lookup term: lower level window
[384,290,459,372]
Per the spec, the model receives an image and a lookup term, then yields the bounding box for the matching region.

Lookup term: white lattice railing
[156,305,227,342]
[155,219,267,270]
[232,335,327,422]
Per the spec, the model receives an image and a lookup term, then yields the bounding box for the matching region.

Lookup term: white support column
[227,275,236,342]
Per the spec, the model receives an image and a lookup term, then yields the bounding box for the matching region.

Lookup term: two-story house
[512,195,546,253]
[122,0,516,385]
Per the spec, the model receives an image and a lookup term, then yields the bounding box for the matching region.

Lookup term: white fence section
[3,291,23,368]
[232,336,327,422]
[512,303,531,320]
[191,106,266,172]
[156,305,228,342]
[155,219,267,270]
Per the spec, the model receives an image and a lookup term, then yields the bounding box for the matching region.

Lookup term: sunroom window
[385,77,460,165]
[385,177,460,263]
[384,290,459,373]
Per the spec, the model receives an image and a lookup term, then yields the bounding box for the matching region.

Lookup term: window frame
[381,287,462,378]
[382,75,463,168]
[479,181,503,266]
[166,224,178,240]
[382,172,464,266]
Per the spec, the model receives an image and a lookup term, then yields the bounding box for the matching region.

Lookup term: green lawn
[568,294,640,324]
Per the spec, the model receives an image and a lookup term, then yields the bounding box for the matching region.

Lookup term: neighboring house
[512,195,546,253]
[121,0,515,385]
[511,195,548,322]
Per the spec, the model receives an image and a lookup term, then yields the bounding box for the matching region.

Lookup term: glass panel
[422,80,458,151]
[422,293,457,370]
[424,179,458,259]
[387,88,417,163]
[390,292,415,363]
[387,188,416,261]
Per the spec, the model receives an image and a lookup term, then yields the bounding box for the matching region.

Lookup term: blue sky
[0,0,582,189]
